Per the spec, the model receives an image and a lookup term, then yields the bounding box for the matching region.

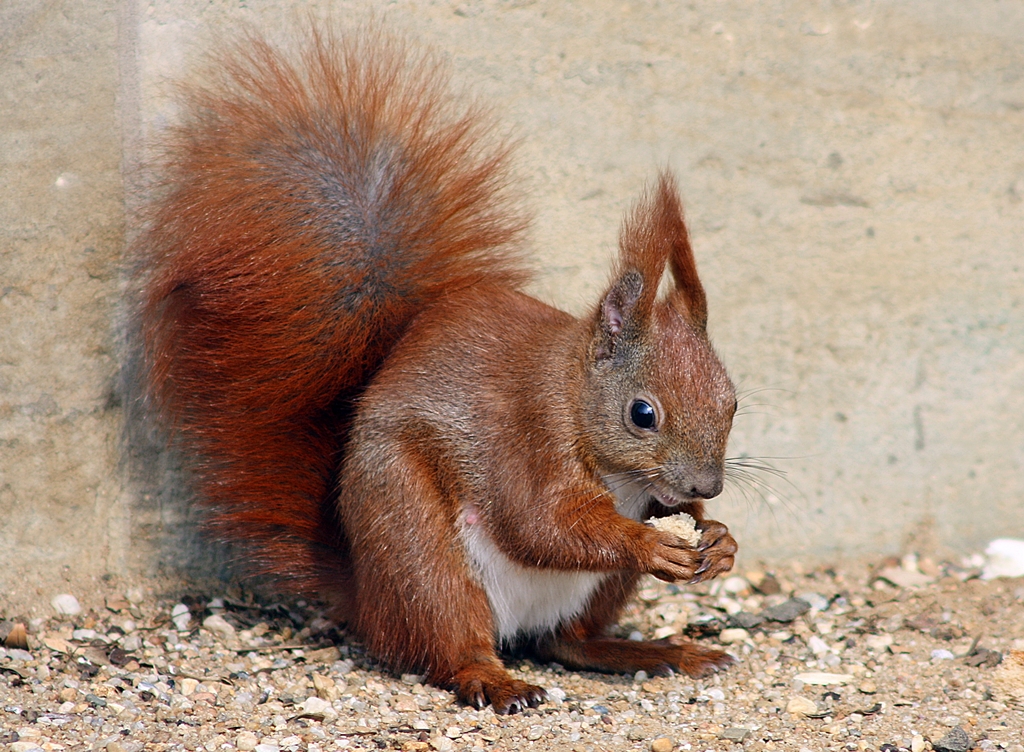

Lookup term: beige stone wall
[2,0,1022,615]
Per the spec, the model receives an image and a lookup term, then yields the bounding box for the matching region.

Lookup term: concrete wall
[2,0,1022,616]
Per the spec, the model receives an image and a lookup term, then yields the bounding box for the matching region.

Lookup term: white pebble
[298,696,331,715]
[718,628,750,644]
[786,696,818,716]
[722,575,749,594]
[171,604,191,631]
[982,538,1024,579]
[931,649,955,661]
[807,635,830,655]
[51,593,82,616]
[795,591,830,612]
[864,634,893,650]
[203,614,236,638]
[236,731,259,752]
[546,687,567,703]
[120,634,142,651]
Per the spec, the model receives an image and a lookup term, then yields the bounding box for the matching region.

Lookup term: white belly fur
[460,483,650,644]
[460,521,607,643]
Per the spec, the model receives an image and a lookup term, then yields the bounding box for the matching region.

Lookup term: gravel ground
[2,556,1023,752]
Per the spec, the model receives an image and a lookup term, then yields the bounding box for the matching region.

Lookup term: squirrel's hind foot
[449,662,546,714]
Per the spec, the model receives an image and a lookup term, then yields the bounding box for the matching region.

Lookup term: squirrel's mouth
[649,486,689,508]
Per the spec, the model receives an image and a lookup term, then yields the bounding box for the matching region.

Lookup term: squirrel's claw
[690,518,738,582]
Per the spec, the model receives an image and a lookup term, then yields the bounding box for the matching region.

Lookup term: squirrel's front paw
[644,530,701,583]
[689,518,737,583]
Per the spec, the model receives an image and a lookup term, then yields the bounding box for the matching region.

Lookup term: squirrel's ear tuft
[656,172,708,330]
[617,171,707,330]
[594,269,644,361]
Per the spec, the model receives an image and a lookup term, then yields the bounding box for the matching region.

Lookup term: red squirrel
[126,26,739,714]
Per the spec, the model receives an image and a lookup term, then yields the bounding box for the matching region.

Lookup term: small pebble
[728,611,765,629]
[931,648,955,662]
[171,603,191,631]
[910,738,926,752]
[546,686,566,703]
[865,634,894,650]
[720,727,751,742]
[651,738,674,752]
[721,576,750,594]
[807,635,830,655]
[932,726,971,752]
[51,594,82,616]
[203,614,236,638]
[298,696,330,715]
[718,628,750,644]
[858,680,877,694]
[762,598,811,623]
[786,696,818,716]
[795,591,830,611]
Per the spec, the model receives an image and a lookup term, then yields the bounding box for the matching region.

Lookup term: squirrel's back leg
[340,444,545,714]
[536,571,735,677]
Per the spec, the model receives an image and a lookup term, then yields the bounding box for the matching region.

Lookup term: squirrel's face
[582,171,736,508]
[583,303,735,506]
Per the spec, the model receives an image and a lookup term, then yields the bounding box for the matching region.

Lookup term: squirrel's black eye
[629,399,657,430]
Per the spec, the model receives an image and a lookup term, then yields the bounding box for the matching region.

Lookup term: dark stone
[729,611,765,630]
[761,598,811,623]
[754,574,782,595]
[85,693,107,708]
[932,726,972,752]
[107,646,130,666]
[683,613,726,637]
[964,648,1002,668]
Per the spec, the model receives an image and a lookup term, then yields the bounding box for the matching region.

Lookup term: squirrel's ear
[656,172,708,330]
[594,269,645,360]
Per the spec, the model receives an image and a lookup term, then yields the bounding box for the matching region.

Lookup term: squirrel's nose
[688,471,723,499]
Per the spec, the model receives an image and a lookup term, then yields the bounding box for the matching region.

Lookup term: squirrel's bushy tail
[125,27,529,598]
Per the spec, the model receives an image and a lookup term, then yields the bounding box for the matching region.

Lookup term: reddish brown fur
[128,27,739,714]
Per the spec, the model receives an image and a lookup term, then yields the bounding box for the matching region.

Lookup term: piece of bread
[647,512,701,547]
